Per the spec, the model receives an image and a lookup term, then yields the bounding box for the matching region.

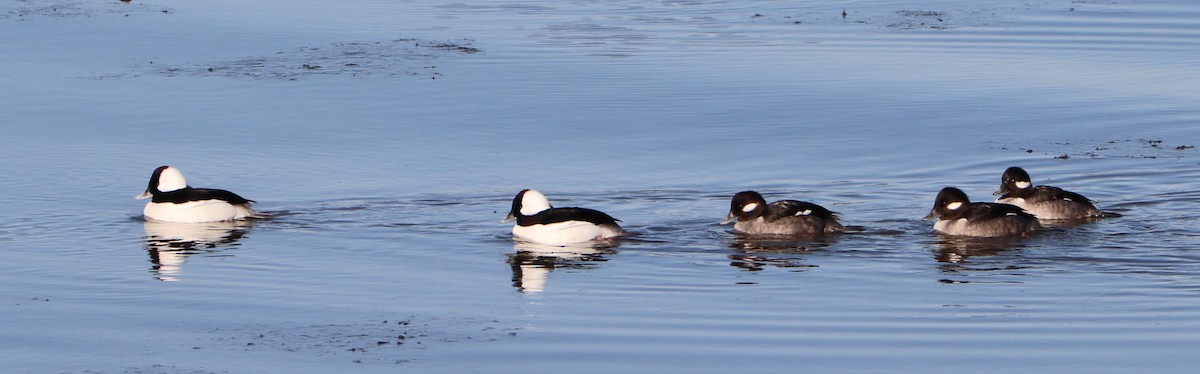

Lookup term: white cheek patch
[741,203,758,213]
[520,206,544,215]
[1015,181,1031,189]
[945,202,963,211]
[158,167,188,192]
[795,209,812,216]
[519,190,552,216]
[520,203,550,216]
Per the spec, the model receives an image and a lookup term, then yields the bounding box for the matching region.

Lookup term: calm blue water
[2,0,1199,372]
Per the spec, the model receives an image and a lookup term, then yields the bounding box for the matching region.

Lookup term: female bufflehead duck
[994,166,1119,220]
[500,189,626,245]
[924,187,1041,237]
[719,191,844,236]
[135,166,260,223]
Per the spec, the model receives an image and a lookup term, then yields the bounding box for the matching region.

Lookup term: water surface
[1,0,1199,372]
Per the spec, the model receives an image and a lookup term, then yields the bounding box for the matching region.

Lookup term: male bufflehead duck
[719,191,844,236]
[994,166,1119,220]
[924,187,1041,237]
[135,166,260,223]
[500,189,626,245]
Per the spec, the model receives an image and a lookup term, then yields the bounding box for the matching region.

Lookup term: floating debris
[147,38,480,80]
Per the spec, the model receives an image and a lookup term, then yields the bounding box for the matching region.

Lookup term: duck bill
[499,213,516,224]
[135,190,152,200]
[921,209,937,221]
[718,212,737,225]
[992,188,1006,196]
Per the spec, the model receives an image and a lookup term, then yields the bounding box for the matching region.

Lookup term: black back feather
[517,207,620,226]
[961,202,1036,222]
[1001,185,1094,204]
[762,200,839,221]
[152,187,254,205]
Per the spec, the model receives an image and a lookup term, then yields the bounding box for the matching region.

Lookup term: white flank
[519,190,553,216]
[512,220,606,245]
[143,200,256,223]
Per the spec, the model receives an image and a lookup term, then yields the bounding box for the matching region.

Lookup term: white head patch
[157,167,188,192]
[741,202,759,213]
[1014,181,1031,189]
[945,201,963,211]
[519,190,552,216]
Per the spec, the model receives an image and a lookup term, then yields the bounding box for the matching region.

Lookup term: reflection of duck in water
[931,236,1033,283]
[507,242,615,293]
[725,237,827,272]
[142,220,250,281]
[931,236,1023,264]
